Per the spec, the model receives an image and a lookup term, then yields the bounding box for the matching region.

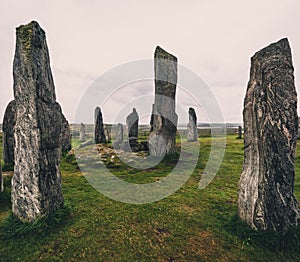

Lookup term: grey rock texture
[238,38,299,232]
[187,107,198,142]
[105,125,111,143]
[79,122,86,142]
[126,108,139,139]
[2,100,17,166]
[126,108,139,151]
[120,140,131,152]
[113,123,123,149]
[11,21,64,221]
[94,107,106,144]
[148,46,178,157]
[61,114,71,154]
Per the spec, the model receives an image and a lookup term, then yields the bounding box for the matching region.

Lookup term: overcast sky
[1,0,299,124]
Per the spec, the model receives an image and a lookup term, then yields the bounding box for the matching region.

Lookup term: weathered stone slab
[61,113,71,154]
[126,108,139,139]
[2,100,16,166]
[238,38,299,232]
[148,46,178,157]
[94,107,106,144]
[79,122,87,142]
[11,21,64,221]
[187,107,198,142]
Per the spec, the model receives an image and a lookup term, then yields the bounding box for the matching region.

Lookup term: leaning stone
[11,21,64,221]
[238,38,299,232]
[148,46,178,157]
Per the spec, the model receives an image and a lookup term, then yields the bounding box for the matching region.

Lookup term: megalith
[148,46,178,157]
[11,21,64,221]
[238,38,299,232]
[2,100,16,166]
[79,122,87,142]
[94,107,106,144]
[126,108,139,151]
[187,107,198,142]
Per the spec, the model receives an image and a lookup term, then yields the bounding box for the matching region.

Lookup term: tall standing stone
[238,38,299,232]
[12,21,64,221]
[148,46,178,157]
[126,108,139,138]
[79,122,87,142]
[94,107,106,144]
[2,100,17,166]
[187,107,198,142]
[126,108,139,151]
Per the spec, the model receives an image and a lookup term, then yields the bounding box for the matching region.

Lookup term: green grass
[0,135,299,261]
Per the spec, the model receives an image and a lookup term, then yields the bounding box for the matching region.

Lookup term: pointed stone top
[17,20,44,33]
[189,107,195,113]
[95,106,101,112]
[252,38,291,61]
[16,21,46,54]
[155,46,177,62]
[14,20,56,103]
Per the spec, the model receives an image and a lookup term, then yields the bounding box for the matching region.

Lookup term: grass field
[0,134,300,261]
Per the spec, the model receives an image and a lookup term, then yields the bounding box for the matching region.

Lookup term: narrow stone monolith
[12,21,64,221]
[187,107,198,142]
[237,126,242,139]
[2,100,16,166]
[94,107,106,144]
[79,122,86,142]
[126,108,139,151]
[238,38,299,232]
[113,123,123,149]
[0,163,3,192]
[148,46,178,157]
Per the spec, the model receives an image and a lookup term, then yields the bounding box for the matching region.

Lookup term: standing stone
[126,108,139,151]
[61,114,71,154]
[105,125,111,143]
[187,107,198,142]
[237,126,242,139]
[148,46,178,157]
[2,100,17,166]
[238,38,299,232]
[79,122,87,142]
[113,123,123,149]
[12,21,64,221]
[0,163,3,192]
[94,107,106,144]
